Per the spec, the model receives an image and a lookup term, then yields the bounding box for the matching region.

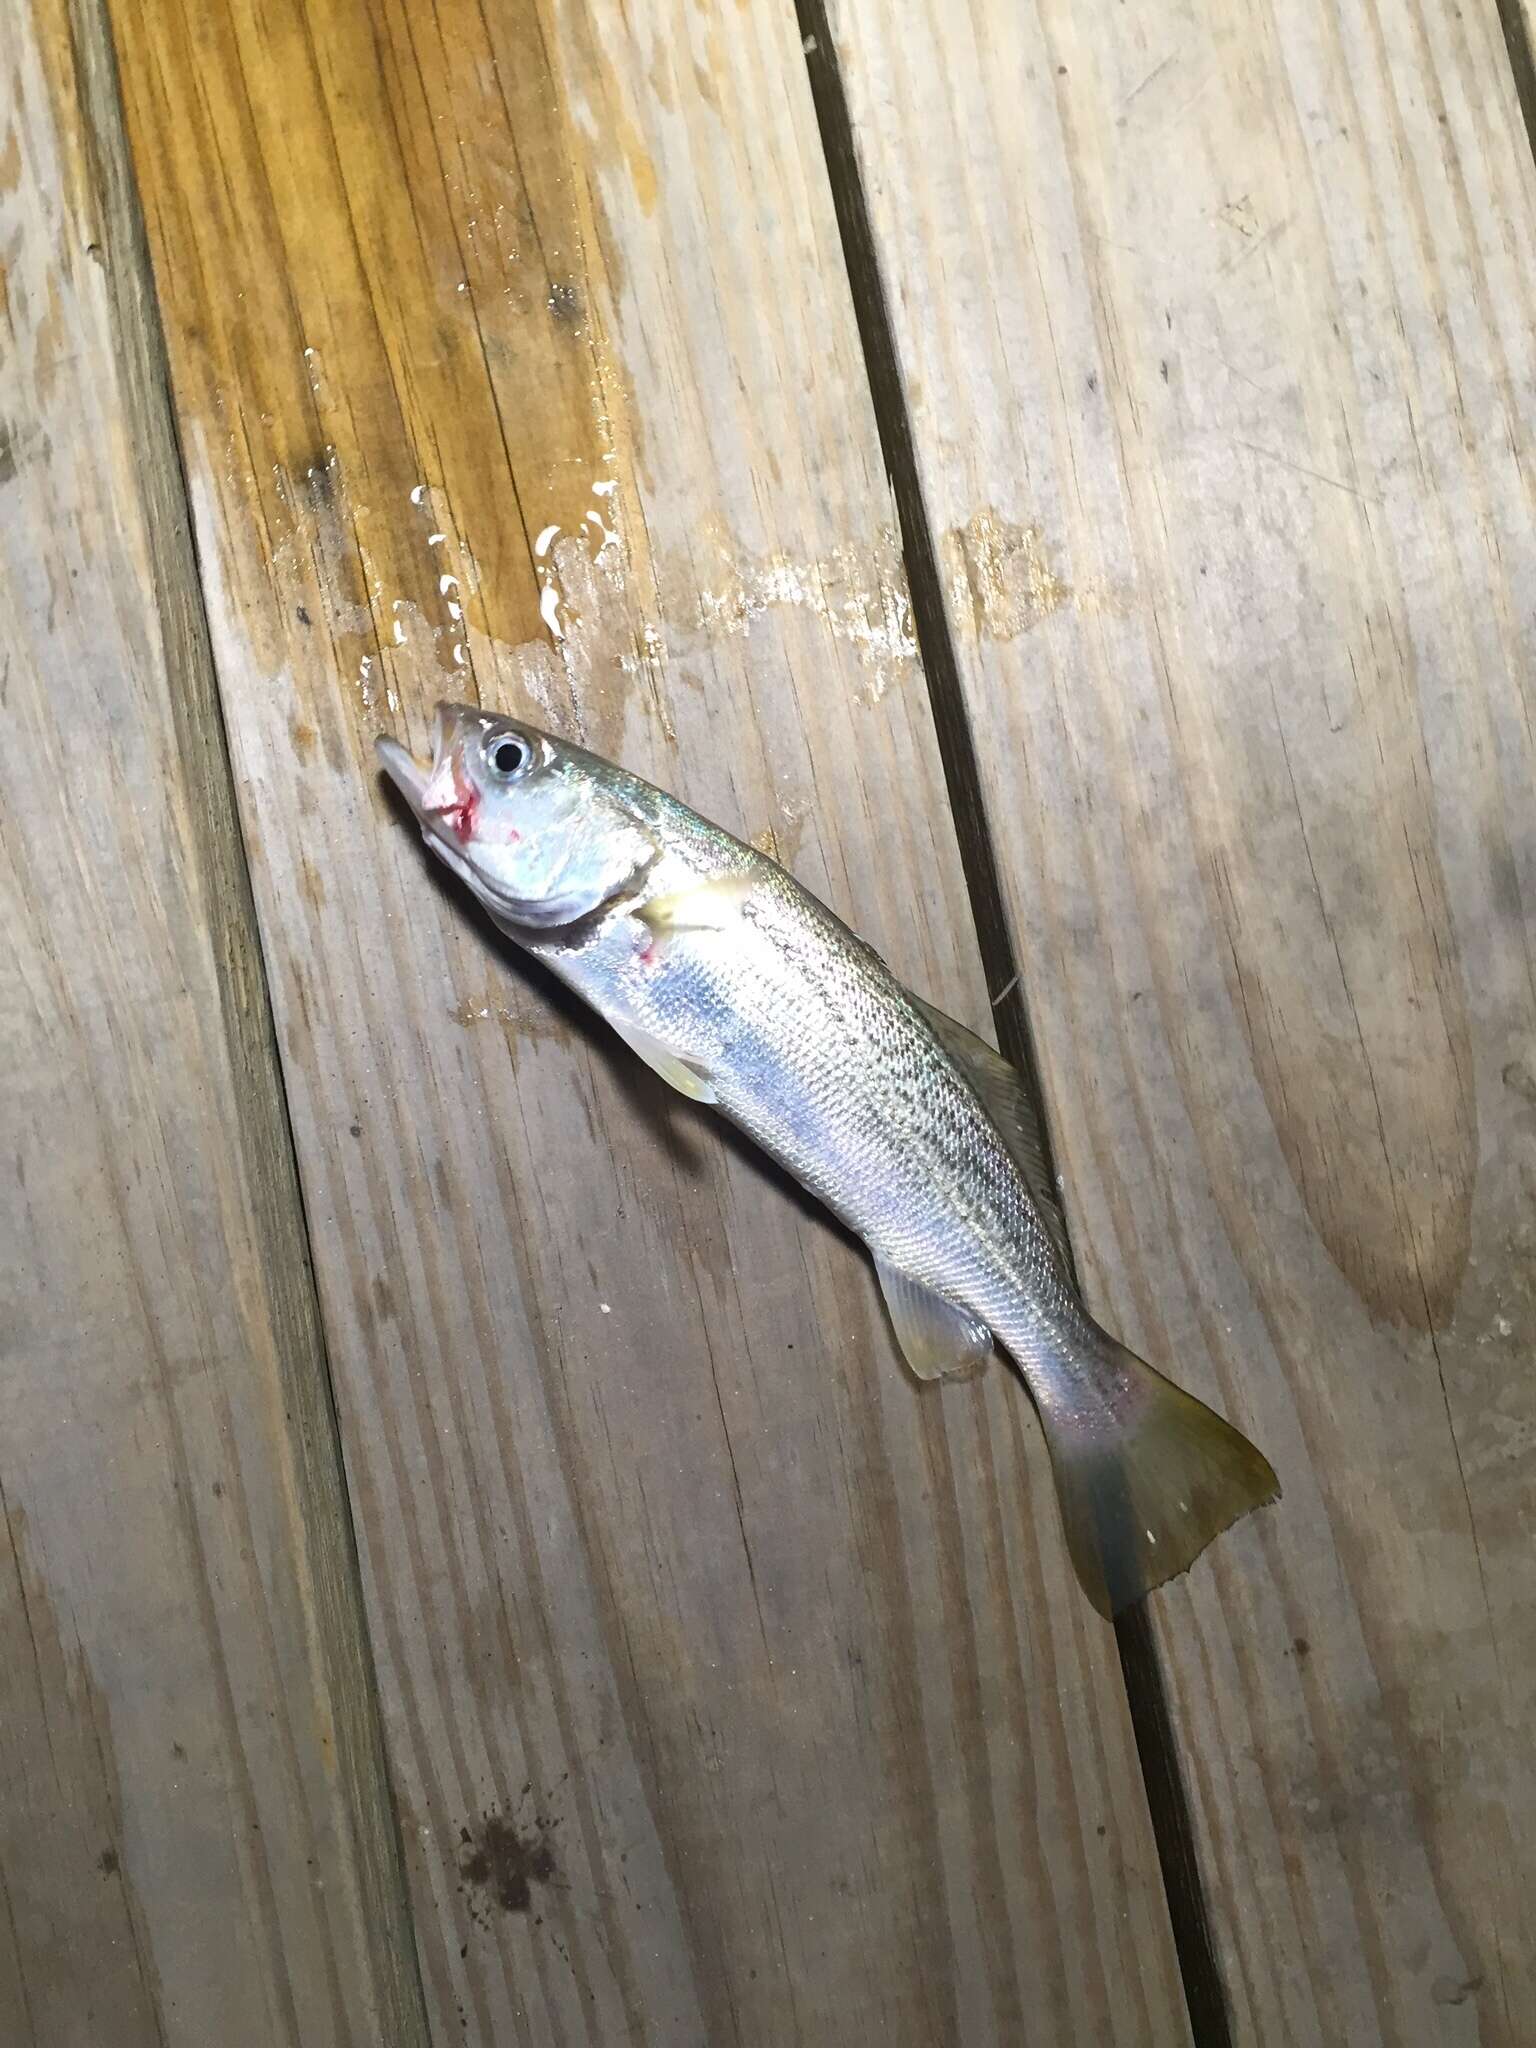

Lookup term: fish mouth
[375,702,473,820]
[375,731,429,810]
[376,703,486,886]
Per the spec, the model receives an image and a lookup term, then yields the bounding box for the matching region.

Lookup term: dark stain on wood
[458,1809,558,1919]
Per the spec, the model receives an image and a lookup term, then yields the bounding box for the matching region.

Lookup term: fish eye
[485,733,529,779]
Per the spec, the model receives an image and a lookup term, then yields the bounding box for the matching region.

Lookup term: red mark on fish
[421,755,480,842]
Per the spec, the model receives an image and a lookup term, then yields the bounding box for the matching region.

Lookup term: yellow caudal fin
[1040,1331,1279,1618]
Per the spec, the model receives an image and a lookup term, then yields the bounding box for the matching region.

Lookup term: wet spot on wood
[97,1847,119,1875]
[942,511,1073,637]
[457,1808,557,1919]
[450,994,512,1029]
[548,281,583,327]
[296,449,338,505]
[1488,845,1522,924]
[449,981,568,1046]
[654,528,918,702]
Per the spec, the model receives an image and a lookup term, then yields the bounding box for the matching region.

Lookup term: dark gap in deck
[794,7,1233,2042]
[1496,0,1536,166]
[71,3,431,2037]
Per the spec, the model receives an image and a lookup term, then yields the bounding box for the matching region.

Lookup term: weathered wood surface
[826,0,1536,2039]
[0,2,426,2043]
[110,0,1190,2042]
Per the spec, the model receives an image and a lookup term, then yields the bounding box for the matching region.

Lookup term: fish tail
[1036,1325,1278,1617]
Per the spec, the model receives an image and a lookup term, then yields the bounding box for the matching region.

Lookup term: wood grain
[0,1,426,2042]
[826,0,1536,2038]
[110,0,1196,2040]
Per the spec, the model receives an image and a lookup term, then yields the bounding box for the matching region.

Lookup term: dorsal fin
[910,993,1074,1274]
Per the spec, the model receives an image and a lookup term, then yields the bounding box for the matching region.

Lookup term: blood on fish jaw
[422,756,480,842]
[434,791,522,848]
[423,785,477,842]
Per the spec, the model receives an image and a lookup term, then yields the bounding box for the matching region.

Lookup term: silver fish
[378,703,1277,1614]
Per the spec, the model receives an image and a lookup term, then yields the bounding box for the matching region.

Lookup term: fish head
[377,702,654,928]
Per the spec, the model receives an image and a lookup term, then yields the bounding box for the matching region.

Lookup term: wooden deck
[3,0,1532,2040]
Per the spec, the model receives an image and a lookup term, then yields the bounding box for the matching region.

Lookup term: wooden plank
[110,0,1197,2040]
[823,0,1536,2038]
[0,2,427,2044]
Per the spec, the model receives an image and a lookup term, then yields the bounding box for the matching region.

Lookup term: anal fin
[875,1258,992,1381]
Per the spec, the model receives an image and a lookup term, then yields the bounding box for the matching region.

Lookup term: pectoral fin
[608,1017,718,1103]
[638,874,755,939]
[875,1258,993,1380]
[910,994,1074,1274]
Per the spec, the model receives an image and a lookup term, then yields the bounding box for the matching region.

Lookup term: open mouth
[376,704,478,841]
[375,713,491,907]
[374,730,429,810]
[374,700,443,813]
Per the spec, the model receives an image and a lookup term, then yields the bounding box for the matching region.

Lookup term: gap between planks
[75,0,432,2036]
[794,4,1233,2042]
[1497,2,1536,166]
